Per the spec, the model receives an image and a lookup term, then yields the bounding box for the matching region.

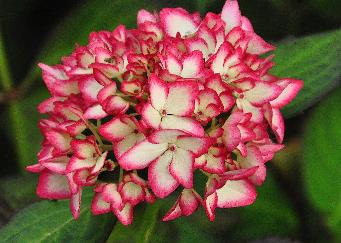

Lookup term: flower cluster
[27,0,303,224]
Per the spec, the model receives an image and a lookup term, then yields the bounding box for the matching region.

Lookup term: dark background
[0,0,340,174]
[0,0,340,242]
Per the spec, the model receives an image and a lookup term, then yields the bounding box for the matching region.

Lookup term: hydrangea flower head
[27,0,303,224]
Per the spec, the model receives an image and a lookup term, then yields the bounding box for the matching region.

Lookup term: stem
[116,75,123,82]
[205,118,219,134]
[96,119,101,127]
[87,121,104,147]
[0,30,29,171]
[200,169,211,177]
[129,113,139,116]
[119,168,124,182]
[0,33,12,90]
[270,163,333,242]
[211,118,217,128]
[101,144,113,151]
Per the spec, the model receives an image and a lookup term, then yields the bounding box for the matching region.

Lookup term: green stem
[119,168,124,182]
[200,169,211,177]
[96,119,101,127]
[87,121,104,147]
[0,31,28,172]
[101,144,113,151]
[0,33,12,90]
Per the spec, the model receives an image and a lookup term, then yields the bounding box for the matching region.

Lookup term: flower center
[168,144,176,151]
[160,109,167,117]
[104,57,115,64]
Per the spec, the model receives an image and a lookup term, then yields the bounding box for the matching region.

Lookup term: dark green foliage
[0,0,340,242]
[272,29,341,118]
[302,88,341,241]
[0,188,115,243]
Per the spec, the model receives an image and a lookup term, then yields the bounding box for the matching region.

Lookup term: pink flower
[92,173,154,225]
[99,115,146,158]
[163,189,202,221]
[141,75,203,135]
[119,129,212,198]
[67,136,108,176]
[27,0,303,224]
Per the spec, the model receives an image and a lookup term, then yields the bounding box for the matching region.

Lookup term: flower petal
[141,103,162,129]
[162,203,181,221]
[221,167,259,180]
[149,150,179,198]
[79,76,103,105]
[270,78,304,108]
[71,139,97,159]
[246,34,275,55]
[45,130,71,152]
[160,8,198,37]
[239,146,266,185]
[179,189,200,216]
[216,179,256,208]
[114,133,145,159]
[164,81,198,116]
[204,192,217,221]
[70,189,82,219]
[113,203,133,225]
[162,53,182,76]
[99,116,135,142]
[221,0,242,32]
[169,148,194,188]
[149,75,168,111]
[244,82,282,106]
[92,191,111,215]
[121,182,144,206]
[181,51,204,78]
[137,9,157,25]
[37,170,71,199]
[148,129,186,144]
[161,115,204,136]
[67,157,96,172]
[176,136,212,155]
[119,139,168,170]
[84,104,108,119]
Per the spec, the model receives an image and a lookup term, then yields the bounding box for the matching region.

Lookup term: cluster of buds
[27,0,302,224]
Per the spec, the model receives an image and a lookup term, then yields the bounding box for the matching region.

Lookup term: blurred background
[0,0,340,242]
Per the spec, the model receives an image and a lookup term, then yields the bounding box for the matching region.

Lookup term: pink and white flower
[27,0,302,224]
[163,189,202,221]
[92,173,154,225]
[99,115,145,158]
[141,75,203,135]
[119,129,212,197]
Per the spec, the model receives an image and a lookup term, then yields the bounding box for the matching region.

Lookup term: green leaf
[195,0,210,14]
[107,201,165,243]
[0,30,43,172]
[327,195,341,242]
[6,88,49,170]
[0,188,114,243]
[0,174,39,211]
[227,172,299,241]
[303,88,341,239]
[271,28,341,118]
[177,172,299,242]
[0,174,39,227]
[20,0,158,92]
[147,172,298,243]
[308,0,341,20]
